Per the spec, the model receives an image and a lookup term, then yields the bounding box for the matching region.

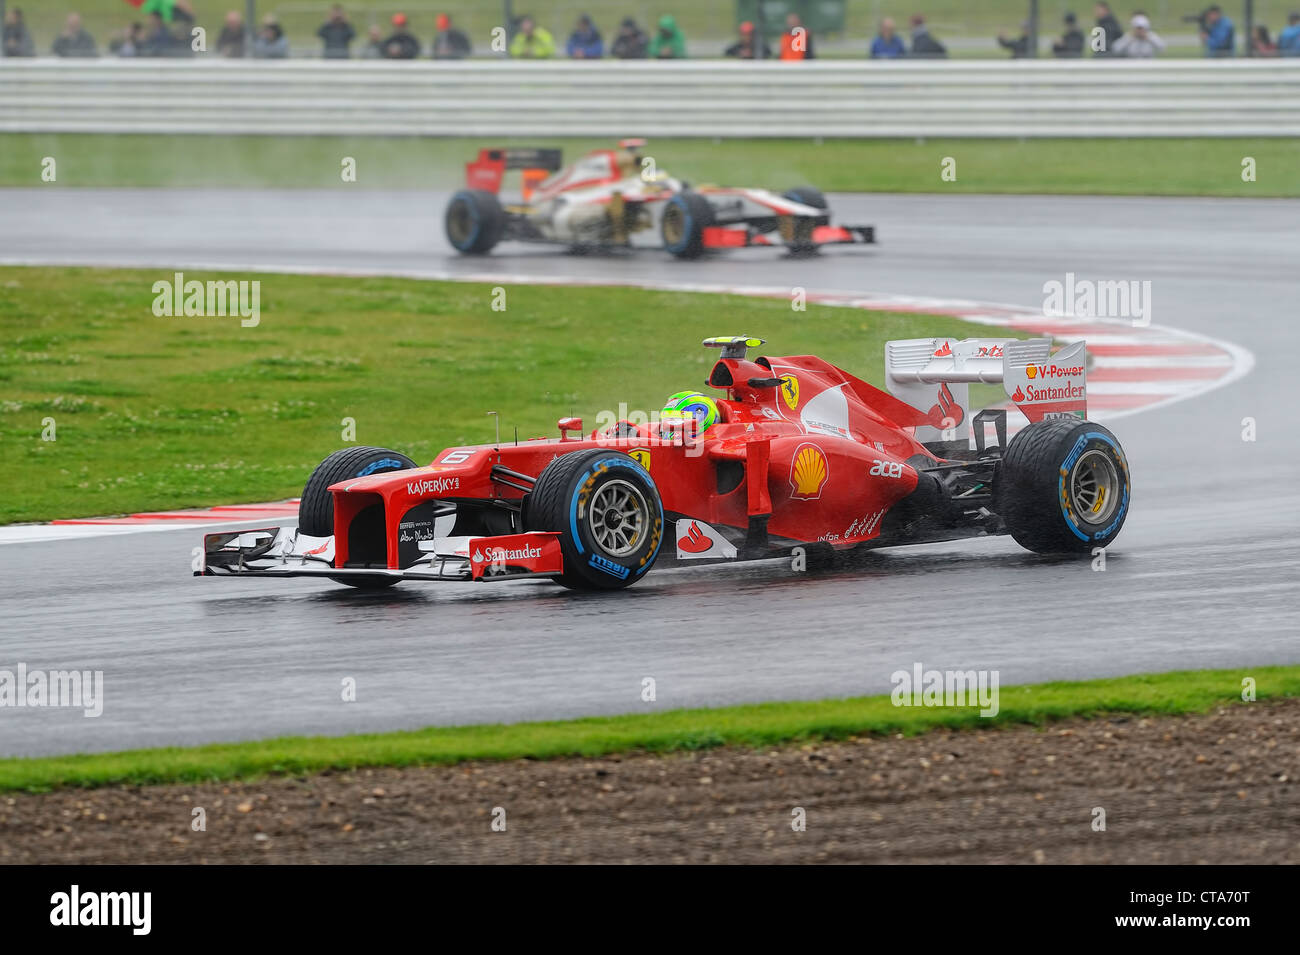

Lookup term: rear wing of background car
[885,337,1087,451]
[465,147,564,199]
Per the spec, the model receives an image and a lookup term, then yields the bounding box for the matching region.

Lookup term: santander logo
[933,341,952,357]
[677,521,714,553]
[1012,385,1025,402]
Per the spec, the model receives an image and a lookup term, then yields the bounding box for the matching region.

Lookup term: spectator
[725,21,770,59]
[383,13,421,59]
[510,15,555,58]
[1052,12,1084,57]
[870,17,905,58]
[360,24,384,58]
[141,0,196,26]
[432,13,471,59]
[1113,14,1165,57]
[781,12,815,59]
[908,13,945,58]
[612,17,648,58]
[997,21,1031,58]
[1093,2,1123,54]
[1280,12,1300,56]
[217,10,245,58]
[110,22,145,56]
[2,7,36,57]
[1201,5,1234,56]
[140,12,175,56]
[53,12,98,57]
[1251,25,1277,56]
[649,14,686,59]
[566,14,603,58]
[317,5,355,59]
[253,15,289,58]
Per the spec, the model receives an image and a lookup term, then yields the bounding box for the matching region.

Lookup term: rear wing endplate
[885,337,1088,447]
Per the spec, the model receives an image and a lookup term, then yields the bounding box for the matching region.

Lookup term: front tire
[524,449,663,589]
[661,192,716,259]
[997,419,1130,554]
[299,446,417,589]
[445,189,506,254]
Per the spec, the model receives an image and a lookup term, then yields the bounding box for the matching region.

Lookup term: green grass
[1,665,1292,793]
[0,266,1005,524]
[4,134,1296,196]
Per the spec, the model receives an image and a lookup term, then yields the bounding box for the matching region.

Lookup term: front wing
[198,527,564,583]
[702,223,875,250]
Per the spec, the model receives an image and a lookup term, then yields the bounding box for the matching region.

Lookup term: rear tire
[661,192,716,259]
[299,446,417,589]
[445,189,506,254]
[524,449,663,589]
[997,419,1130,554]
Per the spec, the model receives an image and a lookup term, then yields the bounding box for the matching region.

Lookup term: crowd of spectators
[4,5,1299,62]
[999,3,1300,59]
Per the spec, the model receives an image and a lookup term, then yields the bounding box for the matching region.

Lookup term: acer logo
[870,459,904,479]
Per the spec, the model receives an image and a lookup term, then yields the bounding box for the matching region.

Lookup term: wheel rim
[586,479,648,557]
[1069,449,1120,526]
[447,200,476,246]
[662,205,684,245]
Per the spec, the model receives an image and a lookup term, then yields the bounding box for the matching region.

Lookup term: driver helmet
[661,391,720,436]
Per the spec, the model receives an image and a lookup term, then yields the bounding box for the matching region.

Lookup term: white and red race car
[443,139,874,259]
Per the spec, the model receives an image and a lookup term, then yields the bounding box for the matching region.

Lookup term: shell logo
[779,374,800,411]
[1026,365,1038,379]
[790,443,829,500]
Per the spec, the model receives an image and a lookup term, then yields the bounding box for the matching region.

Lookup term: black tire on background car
[523,449,663,590]
[782,186,828,210]
[996,418,1131,554]
[445,189,506,254]
[660,192,716,259]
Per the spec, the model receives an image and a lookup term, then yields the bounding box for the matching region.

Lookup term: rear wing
[885,337,1087,449]
[465,147,564,197]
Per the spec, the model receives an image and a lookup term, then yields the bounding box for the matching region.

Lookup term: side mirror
[558,417,583,439]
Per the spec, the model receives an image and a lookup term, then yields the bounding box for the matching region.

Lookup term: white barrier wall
[2,58,1298,137]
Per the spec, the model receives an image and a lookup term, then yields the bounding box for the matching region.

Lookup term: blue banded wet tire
[524,449,663,590]
[996,419,1130,554]
[445,189,506,254]
[661,192,716,259]
[299,446,417,589]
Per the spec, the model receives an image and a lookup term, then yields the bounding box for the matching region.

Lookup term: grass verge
[2,134,1296,197]
[1,666,1292,793]
[0,266,1005,523]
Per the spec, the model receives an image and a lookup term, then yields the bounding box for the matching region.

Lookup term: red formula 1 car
[443,140,873,259]
[200,336,1130,591]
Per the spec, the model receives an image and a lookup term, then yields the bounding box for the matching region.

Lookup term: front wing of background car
[701,224,875,250]
[198,527,564,583]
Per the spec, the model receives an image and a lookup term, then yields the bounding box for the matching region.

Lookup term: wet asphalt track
[1,190,1298,757]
